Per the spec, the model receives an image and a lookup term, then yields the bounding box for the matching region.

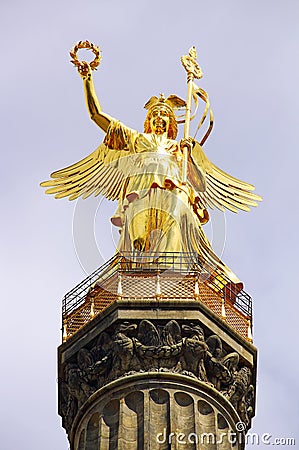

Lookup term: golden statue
[41,42,261,286]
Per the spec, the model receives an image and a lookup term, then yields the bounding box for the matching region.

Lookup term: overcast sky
[1,1,299,449]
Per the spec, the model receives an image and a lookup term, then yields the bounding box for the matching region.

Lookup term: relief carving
[60,319,254,434]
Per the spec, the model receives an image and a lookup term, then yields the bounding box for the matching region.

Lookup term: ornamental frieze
[60,319,254,434]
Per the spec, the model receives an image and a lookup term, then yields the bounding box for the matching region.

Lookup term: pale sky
[1,1,299,449]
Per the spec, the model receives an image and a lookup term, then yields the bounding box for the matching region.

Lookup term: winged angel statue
[41,44,261,286]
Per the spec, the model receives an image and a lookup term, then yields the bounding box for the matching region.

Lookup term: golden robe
[104,120,240,285]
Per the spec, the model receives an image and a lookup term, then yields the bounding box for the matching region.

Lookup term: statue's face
[149,106,170,135]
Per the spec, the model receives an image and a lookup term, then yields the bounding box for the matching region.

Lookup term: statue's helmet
[143,94,186,140]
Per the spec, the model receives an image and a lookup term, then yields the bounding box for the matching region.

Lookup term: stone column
[72,374,248,450]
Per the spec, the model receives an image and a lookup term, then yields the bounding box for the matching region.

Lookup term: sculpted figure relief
[41,44,261,286]
[59,319,254,434]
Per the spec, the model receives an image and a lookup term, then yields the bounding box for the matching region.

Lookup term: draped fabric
[106,121,240,284]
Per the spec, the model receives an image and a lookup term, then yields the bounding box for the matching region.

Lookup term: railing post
[156,273,161,299]
[63,320,68,343]
[117,272,123,299]
[247,318,253,342]
[194,276,200,299]
[221,297,226,319]
[90,294,95,319]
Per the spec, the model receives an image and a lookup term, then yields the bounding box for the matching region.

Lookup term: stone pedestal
[58,298,256,450]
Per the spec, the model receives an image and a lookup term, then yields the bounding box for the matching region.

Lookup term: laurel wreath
[70,40,101,71]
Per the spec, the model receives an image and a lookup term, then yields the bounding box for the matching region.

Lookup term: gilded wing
[40,143,132,201]
[189,141,262,213]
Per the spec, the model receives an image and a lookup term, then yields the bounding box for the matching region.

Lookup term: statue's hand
[77,61,92,79]
[180,137,195,153]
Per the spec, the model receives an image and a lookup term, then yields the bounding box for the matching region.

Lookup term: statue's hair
[144,105,178,140]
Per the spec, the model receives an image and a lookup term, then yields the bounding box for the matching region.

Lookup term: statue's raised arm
[69,41,115,133]
[78,60,113,133]
[40,42,139,201]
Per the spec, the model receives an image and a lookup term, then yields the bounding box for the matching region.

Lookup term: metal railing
[62,252,252,341]
[62,254,119,316]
